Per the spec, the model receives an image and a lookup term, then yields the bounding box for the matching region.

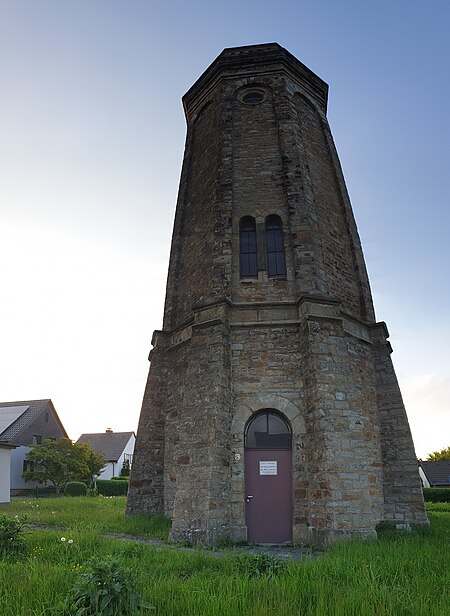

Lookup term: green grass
[425,501,450,513]
[0,498,449,615]
[1,495,170,538]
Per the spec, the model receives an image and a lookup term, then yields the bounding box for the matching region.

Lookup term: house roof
[0,399,68,443]
[76,431,135,462]
[419,460,450,487]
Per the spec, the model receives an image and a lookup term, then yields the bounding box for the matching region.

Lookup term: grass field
[0,498,449,615]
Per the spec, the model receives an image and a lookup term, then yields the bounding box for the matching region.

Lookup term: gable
[0,400,68,445]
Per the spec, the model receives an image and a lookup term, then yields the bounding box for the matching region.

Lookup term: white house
[0,443,16,503]
[76,430,135,479]
[0,400,68,500]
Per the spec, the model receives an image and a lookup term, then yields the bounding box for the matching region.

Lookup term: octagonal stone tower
[127,43,427,546]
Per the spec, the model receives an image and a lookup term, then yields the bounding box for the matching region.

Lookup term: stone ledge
[150,299,392,353]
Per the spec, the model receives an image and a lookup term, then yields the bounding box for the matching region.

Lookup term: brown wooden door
[245,449,292,543]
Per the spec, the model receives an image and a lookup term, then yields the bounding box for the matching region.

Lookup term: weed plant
[0,514,29,558]
[233,551,287,579]
[63,556,154,614]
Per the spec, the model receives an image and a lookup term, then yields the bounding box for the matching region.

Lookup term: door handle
[246,495,253,503]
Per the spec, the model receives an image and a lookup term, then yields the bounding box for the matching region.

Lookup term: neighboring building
[0,399,68,499]
[419,460,450,488]
[127,43,428,546]
[77,430,135,479]
[0,443,16,503]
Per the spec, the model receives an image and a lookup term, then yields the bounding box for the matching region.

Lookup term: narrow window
[240,216,257,277]
[265,215,286,277]
[33,434,42,445]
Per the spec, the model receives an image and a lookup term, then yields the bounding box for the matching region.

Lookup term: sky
[0,1,449,458]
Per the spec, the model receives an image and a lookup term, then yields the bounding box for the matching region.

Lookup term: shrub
[0,514,29,558]
[66,557,154,615]
[96,479,129,496]
[120,459,130,476]
[65,481,88,497]
[111,476,129,481]
[233,551,287,579]
[423,488,450,502]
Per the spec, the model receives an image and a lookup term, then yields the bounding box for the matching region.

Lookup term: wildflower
[68,539,73,544]
[61,537,66,542]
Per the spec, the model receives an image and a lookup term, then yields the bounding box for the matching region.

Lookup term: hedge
[65,482,87,496]
[96,479,129,496]
[423,487,450,502]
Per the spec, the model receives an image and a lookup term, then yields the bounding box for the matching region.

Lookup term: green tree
[22,438,105,493]
[77,442,106,481]
[426,446,450,461]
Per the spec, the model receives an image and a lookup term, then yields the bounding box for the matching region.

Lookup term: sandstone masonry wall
[128,44,427,545]
[163,95,220,330]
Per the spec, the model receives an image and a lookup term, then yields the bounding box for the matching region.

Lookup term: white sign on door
[259,460,278,475]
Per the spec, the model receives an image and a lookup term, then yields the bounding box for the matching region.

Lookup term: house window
[239,216,258,277]
[45,412,49,423]
[33,434,42,445]
[124,453,133,466]
[265,215,286,277]
[23,460,34,473]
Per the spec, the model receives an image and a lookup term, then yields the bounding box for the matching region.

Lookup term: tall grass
[1,495,170,538]
[0,498,448,615]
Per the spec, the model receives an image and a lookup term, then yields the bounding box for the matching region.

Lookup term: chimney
[106,428,113,433]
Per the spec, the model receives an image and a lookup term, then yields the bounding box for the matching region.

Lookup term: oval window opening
[242,91,264,105]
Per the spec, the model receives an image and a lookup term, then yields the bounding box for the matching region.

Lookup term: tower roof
[182,42,329,120]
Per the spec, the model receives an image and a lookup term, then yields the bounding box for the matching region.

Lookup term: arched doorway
[244,410,292,543]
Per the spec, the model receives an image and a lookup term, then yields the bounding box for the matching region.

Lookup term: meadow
[0,497,449,615]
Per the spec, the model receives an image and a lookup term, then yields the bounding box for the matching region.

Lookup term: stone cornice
[150,296,392,352]
[182,43,329,120]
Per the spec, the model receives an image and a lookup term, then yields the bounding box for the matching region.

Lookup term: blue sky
[0,1,449,457]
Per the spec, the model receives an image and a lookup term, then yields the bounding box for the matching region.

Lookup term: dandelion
[60,537,66,542]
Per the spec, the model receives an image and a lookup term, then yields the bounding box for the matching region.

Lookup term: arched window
[245,410,291,449]
[265,215,286,277]
[240,216,257,277]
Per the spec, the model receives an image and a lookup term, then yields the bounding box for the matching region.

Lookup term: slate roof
[419,460,450,487]
[76,432,135,462]
[0,399,67,443]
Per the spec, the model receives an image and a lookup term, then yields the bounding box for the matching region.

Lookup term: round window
[242,91,264,105]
